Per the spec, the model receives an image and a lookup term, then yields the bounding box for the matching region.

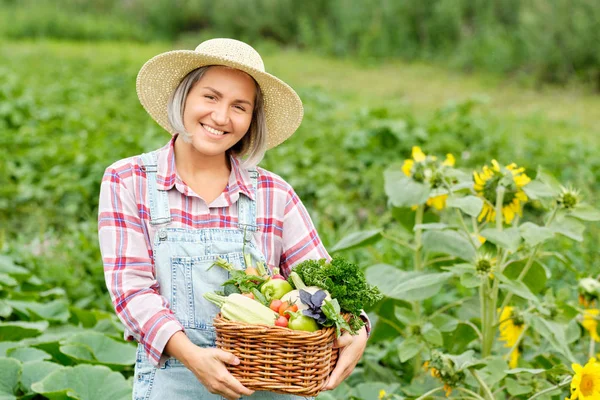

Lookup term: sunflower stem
[470,369,494,400]
[412,203,425,379]
[414,386,445,400]
[589,336,596,360]
[525,376,572,400]
[455,387,487,400]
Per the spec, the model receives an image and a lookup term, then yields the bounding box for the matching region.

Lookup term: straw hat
[136,38,304,149]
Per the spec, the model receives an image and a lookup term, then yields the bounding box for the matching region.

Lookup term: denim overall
[132,152,313,400]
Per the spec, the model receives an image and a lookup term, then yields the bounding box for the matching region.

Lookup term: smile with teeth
[202,124,226,136]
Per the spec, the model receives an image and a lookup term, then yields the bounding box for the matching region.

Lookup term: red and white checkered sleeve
[279,187,331,276]
[98,166,183,367]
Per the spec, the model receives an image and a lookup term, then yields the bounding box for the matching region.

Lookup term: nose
[211,105,230,126]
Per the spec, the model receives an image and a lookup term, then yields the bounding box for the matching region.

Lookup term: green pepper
[285,310,319,332]
[260,278,293,301]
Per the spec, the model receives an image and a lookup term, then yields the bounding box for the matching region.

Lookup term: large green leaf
[429,314,459,332]
[59,332,136,369]
[6,347,51,363]
[20,361,64,396]
[447,350,486,371]
[519,222,555,247]
[569,204,600,221]
[397,336,422,362]
[5,300,70,323]
[504,261,547,295]
[446,195,483,217]
[529,315,575,362]
[498,275,540,304]
[0,321,48,341]
[0,256,29,276]
[522,180,557,200]
[549,215,585,242]
[422,230,476,261]
[330,229,382,253]
[31,364,131,400]
[0,301,11,318]
[353,382,400,400]
[0,358,21,400]
[384,169,430,207]
[480,228,522,252]
[366,264,453,301]
[422,324,443,346]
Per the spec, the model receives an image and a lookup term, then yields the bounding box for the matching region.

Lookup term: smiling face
[182,66,256,160]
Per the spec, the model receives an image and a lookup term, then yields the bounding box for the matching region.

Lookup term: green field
[1,39,599,399]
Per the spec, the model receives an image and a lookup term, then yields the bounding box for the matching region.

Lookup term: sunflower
[582,309,600,343]
[568,358,600,400]
[402,146,456,210]
[498,306,525,368]
[473,160,530,224]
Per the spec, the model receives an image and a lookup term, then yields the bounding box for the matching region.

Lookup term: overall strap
[237,168,258,234]
[140,152,172,226]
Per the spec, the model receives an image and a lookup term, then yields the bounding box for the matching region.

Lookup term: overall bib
[132,152,313,400]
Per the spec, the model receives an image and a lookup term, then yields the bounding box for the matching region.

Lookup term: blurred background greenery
[1,1,599,399]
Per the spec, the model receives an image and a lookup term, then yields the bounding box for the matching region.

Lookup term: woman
[98,38,368,400]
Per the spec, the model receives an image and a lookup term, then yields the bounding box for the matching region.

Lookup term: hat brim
[136,50,304,149]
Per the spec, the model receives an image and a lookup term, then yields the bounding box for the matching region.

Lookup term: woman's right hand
[165,331,254,400]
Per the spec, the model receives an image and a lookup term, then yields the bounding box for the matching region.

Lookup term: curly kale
[292,257,383,318]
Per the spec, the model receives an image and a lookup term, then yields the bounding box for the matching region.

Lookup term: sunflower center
[580,373,595,396]
[483,174,517,205]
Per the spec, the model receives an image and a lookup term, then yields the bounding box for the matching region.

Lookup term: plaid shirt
[98,136,331,366]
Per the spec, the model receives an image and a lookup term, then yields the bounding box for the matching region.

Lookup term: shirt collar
[154,135,255,202]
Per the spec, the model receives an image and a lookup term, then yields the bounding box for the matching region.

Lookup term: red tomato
[278,302,298,319]
[275,315,289,327]
[269,299,283,313]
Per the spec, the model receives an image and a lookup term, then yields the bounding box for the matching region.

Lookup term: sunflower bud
[556,186,581,210]
[475,253,495,277]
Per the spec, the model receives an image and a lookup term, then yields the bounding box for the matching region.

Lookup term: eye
[233,105,246,112]
[204,95,216,100]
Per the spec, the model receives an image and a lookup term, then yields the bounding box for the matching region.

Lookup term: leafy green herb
[321,299,353,337]
[293,256,383,317]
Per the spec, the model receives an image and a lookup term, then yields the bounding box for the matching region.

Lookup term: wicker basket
[213,314,339,397]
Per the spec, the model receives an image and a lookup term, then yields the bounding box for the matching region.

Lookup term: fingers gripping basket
[213,314,339,396]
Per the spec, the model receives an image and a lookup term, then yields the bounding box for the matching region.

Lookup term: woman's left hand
[322,326,368,391]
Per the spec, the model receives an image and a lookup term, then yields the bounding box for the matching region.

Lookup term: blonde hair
[167,66,267,167]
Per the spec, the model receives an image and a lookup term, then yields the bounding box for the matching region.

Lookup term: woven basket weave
[213,314,339,397]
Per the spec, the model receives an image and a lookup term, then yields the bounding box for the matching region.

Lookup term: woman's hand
[165,331,254,400]
[184,347,254,400]
[322,326,368,391]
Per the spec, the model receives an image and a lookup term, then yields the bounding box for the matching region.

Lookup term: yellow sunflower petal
[491,160,501,171]
[443,153,456,167]
[402,159,414,177]
[412,146,426,162]
[427,194,448,210]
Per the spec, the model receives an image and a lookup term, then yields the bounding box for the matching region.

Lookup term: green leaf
[480,228,522,252]
[20,361,64,396]
[31,364,131,400]
[529,315,575,362]
[59,332,136,369]
[422,325,443,346]
[384,169,430,207]
[0,256,29,276]
[422,230,476,261]
[460,273,481,288]
[535,168,562,194]
[0,343,19,358]
[429,314,459,332]
[330,229,382,253]
[519,222,555,247]
[0,301,11,318]
[506,377,532,396]
[394,307,418,326]
[447,350,486,371]
[0,358,21,399]
[478,357,508,388]
[504,261,547,295]
[6,347,51,363]
[397,336,422,362]
[366,264,454,302]
[498,275,540,304]
[353,382,400,400]
[443,323,479,354]
[565,319,581,344]
[569,204,600,221]
[0,273,17,287]
[549,215,585,242]
[6,300,70,323]
[413,223,449,230]
[522,180,557,200]
[0,321,48,341]
[446,195,483,217]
